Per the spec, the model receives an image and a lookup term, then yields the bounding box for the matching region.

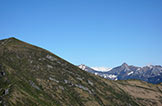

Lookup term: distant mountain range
[78,63,162,84]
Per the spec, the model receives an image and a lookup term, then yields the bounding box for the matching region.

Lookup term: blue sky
[1,0,162,67]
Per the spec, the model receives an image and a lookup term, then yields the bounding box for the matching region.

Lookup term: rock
[59,86,64,90]
[49,77,59,83]
[47,65,53,69]
[29,80,40,90]
[75,84,92,94]
[46,55,57,61]
[77,77,82,81]
[2,88,9,95]
[64,80,70,84]
[88,80,93,86]
[0,72,5,77]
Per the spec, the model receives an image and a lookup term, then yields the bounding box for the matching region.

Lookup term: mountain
[80,63,162,84]
[78,64,116,79]
[0,37,162,106]
[106,63,162,84]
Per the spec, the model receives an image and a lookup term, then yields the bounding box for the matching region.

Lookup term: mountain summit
[0,37,162,106]
[121,62,129,67]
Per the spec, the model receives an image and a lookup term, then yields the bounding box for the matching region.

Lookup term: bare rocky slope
[0,37,162,106]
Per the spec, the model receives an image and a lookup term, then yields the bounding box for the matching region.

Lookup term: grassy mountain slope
[0,37,162,106]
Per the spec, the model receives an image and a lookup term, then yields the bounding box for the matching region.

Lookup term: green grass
[0,37,162,106]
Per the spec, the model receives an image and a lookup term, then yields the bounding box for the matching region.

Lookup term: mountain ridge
[0,37,162,106]
[79,63,162,84]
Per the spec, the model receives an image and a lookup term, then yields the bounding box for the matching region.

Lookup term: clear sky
[1,0,162,68]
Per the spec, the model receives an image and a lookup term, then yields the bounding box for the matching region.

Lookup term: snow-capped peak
[78,64,112,72]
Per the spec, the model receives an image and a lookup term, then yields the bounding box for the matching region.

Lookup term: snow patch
[101,74,117,79]
[91,67,112,72]
[78,64,86,70]
[108,74,117,79]
[115,78,118,81]
[128,71,133,75]
[94,73,98,75]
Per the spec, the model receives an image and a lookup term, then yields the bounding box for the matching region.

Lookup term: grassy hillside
[0,37,162,106]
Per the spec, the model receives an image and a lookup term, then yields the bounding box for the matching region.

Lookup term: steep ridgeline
[0,37,162,106]
[79,63,162,84]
